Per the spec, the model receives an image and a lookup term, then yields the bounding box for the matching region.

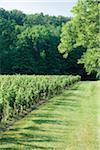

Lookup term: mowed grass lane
[0,81,99,150]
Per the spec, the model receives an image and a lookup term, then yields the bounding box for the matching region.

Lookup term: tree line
[0,0,99,79]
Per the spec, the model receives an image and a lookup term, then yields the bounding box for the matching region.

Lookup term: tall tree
[0,17,16,74]
[59,0,100,78]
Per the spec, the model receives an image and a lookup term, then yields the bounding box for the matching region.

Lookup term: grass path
[0,81,99,150]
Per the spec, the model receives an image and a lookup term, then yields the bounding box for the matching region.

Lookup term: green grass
[0,81,99,150]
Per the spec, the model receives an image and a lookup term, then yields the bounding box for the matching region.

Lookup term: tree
[0,8,10,20]
[59,0,100,78]
[58,21,77,58]
[65,46,87,77]
[0,17,16,74]
[24,13,45,27]
[24,13,70,27]
[9,9,26,25]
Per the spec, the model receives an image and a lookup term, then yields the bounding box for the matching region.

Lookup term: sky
[0,0,77,17]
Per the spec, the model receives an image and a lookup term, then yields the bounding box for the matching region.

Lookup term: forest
[0,8,71,75]
[0,0,99,79]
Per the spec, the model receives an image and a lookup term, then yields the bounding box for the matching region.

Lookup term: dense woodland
[0,8,70,75]
[0,0,99,79]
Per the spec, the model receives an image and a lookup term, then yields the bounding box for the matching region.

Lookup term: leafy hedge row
[0,75,81,123]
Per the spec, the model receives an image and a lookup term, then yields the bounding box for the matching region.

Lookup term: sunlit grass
[0,81,99,150]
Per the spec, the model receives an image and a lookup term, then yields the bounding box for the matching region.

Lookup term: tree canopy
[0,6,98,79]
[0,8,70,75]
[59,0,100,78]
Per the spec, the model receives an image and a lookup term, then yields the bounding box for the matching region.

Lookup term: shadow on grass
[0,135,19,145]
[32,119,63,125]
[22,144,53,150]
[0,148,17,150]
[20,133,59,142]
[0,84,82,149]
[0,132,58,149]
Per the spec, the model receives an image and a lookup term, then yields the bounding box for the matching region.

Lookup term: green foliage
[24,13,70,27]
[0,75,81,123]
[58,21,77,58]
[65,46,87,77]
[78,48,100,76]
[0,8,10,20]
[59,0,99,76]
[9,9,26,25]
[11,25,62,74]
[0,8,71,75]
[0,8,92,79]
[0,16,17,74]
